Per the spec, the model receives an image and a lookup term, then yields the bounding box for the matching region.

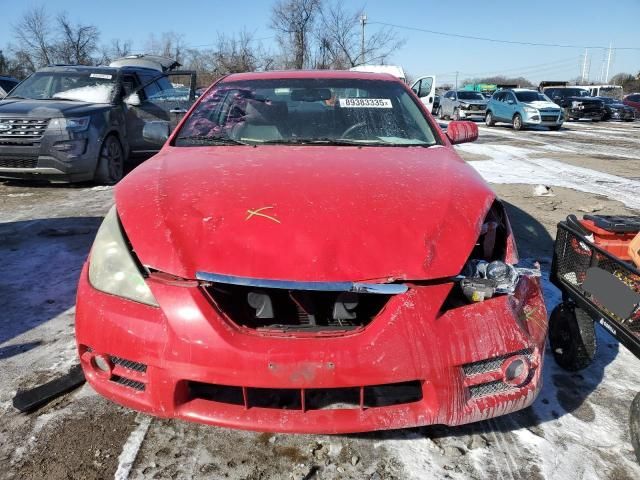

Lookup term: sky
[1,0,639,85]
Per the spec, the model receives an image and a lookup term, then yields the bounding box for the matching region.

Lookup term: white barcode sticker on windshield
[90,73,112,79]
[339,98,392,108]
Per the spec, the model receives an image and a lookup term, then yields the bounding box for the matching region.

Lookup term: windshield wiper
[260,137,433,147]
[176,135,248,146]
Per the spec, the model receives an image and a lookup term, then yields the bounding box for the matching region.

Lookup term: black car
[0,64,196,184]
[0,75,19,98]
[542,87,605,121]
[596,96,635,121]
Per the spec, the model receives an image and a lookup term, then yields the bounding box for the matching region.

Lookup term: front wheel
[631,392,640,464]
[94,135,124,185]
[512,113,523,131]
[549,303,597,371]
[485,111,495,126]
[549,125,562,131]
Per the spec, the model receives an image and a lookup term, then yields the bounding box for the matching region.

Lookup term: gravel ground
[1,119,639,479]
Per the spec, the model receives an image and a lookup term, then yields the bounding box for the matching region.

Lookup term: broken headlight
[88,206,158,306]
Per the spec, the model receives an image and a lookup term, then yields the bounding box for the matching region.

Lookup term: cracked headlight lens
[88,206,158,306]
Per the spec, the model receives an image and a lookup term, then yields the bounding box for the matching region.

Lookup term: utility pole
[360,14,367,65]
[455,71,459,90]
[580,48,589,84]
[605,42,612,83]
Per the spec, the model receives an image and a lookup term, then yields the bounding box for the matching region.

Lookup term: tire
[512,113,523,131]
[631,392,640,464]
[485,111,495,127]
[94,135,124,185]
[549,303,597,371]
[564,108,573,121]
[549,125,561,131]
[437,107,443,119]
[592,117,601,122]
[452,108,460,121]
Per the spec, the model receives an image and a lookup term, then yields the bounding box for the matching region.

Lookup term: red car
[624,93,640,118]
[76,70,548,434]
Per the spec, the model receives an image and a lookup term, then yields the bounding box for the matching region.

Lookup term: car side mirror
[124,93,141,106]
[143,121,170,145]
[507,99,515,105]
[446,121,478,145]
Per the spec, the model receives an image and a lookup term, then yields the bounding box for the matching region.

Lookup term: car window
[418,78,433,98]
[9,70,117,102]
[0,79,17,93]
[175,78,439,147]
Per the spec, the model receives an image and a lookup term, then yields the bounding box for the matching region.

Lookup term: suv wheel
[485,111,495,126]
[95,135,124,185]
[549,303,597,371]
[512,113,523,131]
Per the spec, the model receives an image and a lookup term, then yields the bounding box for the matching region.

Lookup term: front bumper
[566,107,603,120]
[522,110,564,127]
[458,108,486,119]
[76,265,548,434]
[607,109,635,121]
[0,124,99,182]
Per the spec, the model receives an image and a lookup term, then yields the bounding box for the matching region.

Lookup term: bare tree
[98,39,133,65]
[145,32,187,64]
[55,13,99,65]
[271,0,322,69]
[12,6,55,69]
[318,2,404,68]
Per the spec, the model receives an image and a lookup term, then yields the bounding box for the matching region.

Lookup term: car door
[125,70,197,153]
[410,75,436,110]
[504,91,517,119]
[489,92,503,119]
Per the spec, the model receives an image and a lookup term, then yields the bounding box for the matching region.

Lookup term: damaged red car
[76,70,548,434]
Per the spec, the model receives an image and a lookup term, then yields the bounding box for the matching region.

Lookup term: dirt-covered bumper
[76,265,547,434]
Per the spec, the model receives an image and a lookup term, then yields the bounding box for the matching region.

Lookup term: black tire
[549,125,561,131]
[549,303,597,371]
[94,135,124,185]
[485,111,495,126]
[631,392,640,464]
[592,117,601,122]
[512,113,523,131]
[452,108,460,121]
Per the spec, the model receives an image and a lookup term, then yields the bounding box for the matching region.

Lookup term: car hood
[459,100,487,106]
[524,100,560,109]
[0,98,111,117]
[115,145,496,282]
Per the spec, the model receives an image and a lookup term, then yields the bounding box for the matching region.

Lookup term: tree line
[0,1,404,83]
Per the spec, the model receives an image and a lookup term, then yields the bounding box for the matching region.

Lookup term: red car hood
[116,145,495,282]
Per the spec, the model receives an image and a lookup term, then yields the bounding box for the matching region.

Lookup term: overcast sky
[2,0,639,83]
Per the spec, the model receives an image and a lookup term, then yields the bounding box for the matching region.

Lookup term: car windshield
[599,97,619,104]
[457,91,485,100]
[175,78,438,147]
[560,88,591,97]
[8,71,117,103]
[598,87,623,100]
[514,91,548,102]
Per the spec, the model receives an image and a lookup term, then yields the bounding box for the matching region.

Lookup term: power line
[369,21,640,51]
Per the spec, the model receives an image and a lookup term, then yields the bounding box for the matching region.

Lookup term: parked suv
[542,87,605,121]
[0,63,196,183]
[485,89,563,131]
[0,75,19,99]
[437,90,487,120]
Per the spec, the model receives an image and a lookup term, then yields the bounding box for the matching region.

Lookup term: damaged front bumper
[76,263,548,434]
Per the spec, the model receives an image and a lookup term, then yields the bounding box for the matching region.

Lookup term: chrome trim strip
[195,271,408,294]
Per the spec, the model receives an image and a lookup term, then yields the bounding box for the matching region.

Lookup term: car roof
[223,70,403,82]
[37,64,163,75]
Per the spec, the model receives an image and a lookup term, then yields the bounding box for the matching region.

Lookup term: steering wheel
[340,121,368,139]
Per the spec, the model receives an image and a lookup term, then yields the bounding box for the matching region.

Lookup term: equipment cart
[550,214,640,462]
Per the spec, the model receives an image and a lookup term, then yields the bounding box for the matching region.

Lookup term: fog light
[92,354,112,378]
[502,355,530,386]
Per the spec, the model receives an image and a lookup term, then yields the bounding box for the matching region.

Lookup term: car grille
[186,380,423,411]
[541,115,558,122]
[0,118,49,140]
[0,157,38,168]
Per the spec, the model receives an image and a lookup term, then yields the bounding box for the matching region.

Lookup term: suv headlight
[459,102,469,109]
[88,206,158,306]
[50,116,91,132]
[571,101,582,108]
[523,106,538,115]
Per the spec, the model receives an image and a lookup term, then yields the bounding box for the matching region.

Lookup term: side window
[418,78,433,98]
[120,74,140,98]
[143,80,161,99]
[506,92,515,103]
[494,92,504,102]
[412,80,421,95]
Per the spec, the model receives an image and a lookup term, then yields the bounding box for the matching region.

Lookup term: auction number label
[339,98,392,108]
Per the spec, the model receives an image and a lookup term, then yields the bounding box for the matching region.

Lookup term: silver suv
[437,90,488,121]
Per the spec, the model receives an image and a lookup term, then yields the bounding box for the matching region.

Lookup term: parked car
[75,70,548,434]
[596,96,635,121]
[624,93,640,118]
[437,90,488,120]
[541,87,605,121]
[485,88,564,131]
[0,64,196,184]
[0,75,19,99]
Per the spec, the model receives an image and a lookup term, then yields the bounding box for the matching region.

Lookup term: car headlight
[50,116,91,132]
[459,102,469,109]
[523,106,538,115]
[88,206,159,306]
[571,101,581,108]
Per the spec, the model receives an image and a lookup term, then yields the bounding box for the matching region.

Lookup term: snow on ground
[460,143,640,210]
